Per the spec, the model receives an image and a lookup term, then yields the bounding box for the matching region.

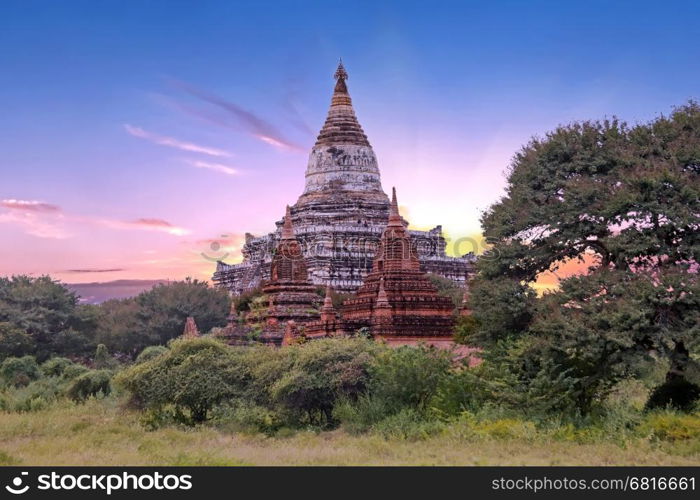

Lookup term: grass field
[1,398,698,466]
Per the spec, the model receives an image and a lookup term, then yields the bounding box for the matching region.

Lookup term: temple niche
[213,61,475,296]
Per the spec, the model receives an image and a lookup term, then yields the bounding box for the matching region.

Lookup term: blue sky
[1,0,698,282]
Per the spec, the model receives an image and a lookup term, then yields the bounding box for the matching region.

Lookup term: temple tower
[341,188,456,344]
[261,206,322,327]
[213,62,475,294]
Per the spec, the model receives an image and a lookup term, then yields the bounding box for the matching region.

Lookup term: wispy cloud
[183,159,238,176]
[0,199,69,238]
[169,80,305,152]
[93,217,191,236]
[0,198,190,238]
[1,199,61,213]
[64,268,125,273]
[0,211,70,239]
[124,124,233,158]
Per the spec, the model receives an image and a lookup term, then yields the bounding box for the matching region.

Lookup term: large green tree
[95,279,231,356]
[0,275,96,359]
[135,278,230,349]
[468,102,700,413]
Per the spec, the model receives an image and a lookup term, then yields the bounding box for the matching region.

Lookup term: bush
[93,344,117,370]
[135,345,168,364]
[62,363,89,380]
[641,412,700,442]
[646,378,700,412]
[0,356,40,387]
[65,370,111,402]
[334,345,453,431]
[210,401,282,435]
[0,323,35,360]
[372,408,446,440]
[268,338,376,426]
[369,346,452,412]
[1,378,63,412]
[41,357,75,377]
[115,338,249,423]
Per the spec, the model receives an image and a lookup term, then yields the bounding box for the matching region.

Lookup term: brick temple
[341,188,455,346]
[225,188,459,347]
[213,61,474,295]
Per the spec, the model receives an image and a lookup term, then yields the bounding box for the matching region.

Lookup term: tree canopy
[466,102,700,413]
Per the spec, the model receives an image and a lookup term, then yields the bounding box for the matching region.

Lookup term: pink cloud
[93,217,191,236]
[168,79,305,152]
[1,199,61,213]
[183,159,238,176]
[0,211,70,239]
[124,124,233,158]
[0,197,190,238]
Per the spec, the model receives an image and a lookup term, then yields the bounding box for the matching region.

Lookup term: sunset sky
[1,1,699,285]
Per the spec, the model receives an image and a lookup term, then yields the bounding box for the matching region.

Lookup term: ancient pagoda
[262,206,322,325]
[341,188,456,345]
[213,61,475,295]
[225,207,322,345]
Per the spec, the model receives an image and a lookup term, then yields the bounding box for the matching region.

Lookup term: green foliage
[135,279,231,350]
[93,344,117,369]
[116,338,248,423]
[232,286,264,313]
[66,370,111,402]
[62,363,89,380]
[426,273,464,308]
[0,275,93,360]
[91,280,230,357]
[314,286,353,309]
[641,412,700,442]
[92,298,143,355]
[0,377,63,412]
[41,357,75,377]
[369,346,452,411]
[135,345,168,364]
[269,338,376,426]
[335,345,453,433]
[0,322,35,361]
[0,356,40,387]
[471,102,700,414]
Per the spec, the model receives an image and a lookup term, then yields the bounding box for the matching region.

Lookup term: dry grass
[0,399,698,466]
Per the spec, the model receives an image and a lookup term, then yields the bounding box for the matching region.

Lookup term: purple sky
[1,1,698,283]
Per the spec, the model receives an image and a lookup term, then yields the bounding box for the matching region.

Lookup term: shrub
[41,357,75,377]
[0,356,40,387]
[334,395,390,434]
[210,401,282,435]
[0,323,35,360]
[646,378,700,412]
[115,338,249,423]
[369,346,452,412]
[135,345,168,364]
[269,338,376,426]
[641,412,700,441]
[93,344,117,370]
[66,370,111,402]
[62,363,89,380]
[372,408,446,440]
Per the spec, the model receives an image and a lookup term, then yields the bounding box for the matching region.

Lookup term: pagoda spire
[281,205,295,240]
[376,277,389,307]
[388,187,403,227]
[333,59,349,94]
[314,60,370,147]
